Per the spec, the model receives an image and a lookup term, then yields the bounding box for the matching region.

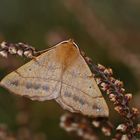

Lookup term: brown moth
[0,40,109,117]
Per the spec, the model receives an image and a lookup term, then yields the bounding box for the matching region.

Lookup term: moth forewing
[55,41,109,117]
[0,44,63,100]
[0,39,109,117]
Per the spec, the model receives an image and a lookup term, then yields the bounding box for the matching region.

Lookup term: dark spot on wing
[64,91,86,106]
[73,95,79,102]
[63,89,94,106]
[26,82,42,90]
[25,81,50,92]
[34,84,41,89]
[42,85,49,91]
[26,82,33,89]
[79,98,85,105]
[10,80,19,86]
[64,91,71,97]
[72,95,85,105]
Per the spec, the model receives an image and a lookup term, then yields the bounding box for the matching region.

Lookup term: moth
[0,40,109,117]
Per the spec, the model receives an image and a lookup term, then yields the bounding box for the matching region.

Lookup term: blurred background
[0,0,140,139]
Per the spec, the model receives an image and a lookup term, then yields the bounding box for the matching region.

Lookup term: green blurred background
[0,0,140,139]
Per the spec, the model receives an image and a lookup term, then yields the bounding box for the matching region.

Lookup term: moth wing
[0,47,63,101]
[1,39,109,117]
[56,43,109,117]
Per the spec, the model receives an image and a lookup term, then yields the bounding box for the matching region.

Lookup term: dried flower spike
[0,41,37,58]
[84,56,140,139]
[60,113,98,140]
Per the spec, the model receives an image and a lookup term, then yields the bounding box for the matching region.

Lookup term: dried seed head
[101,127,111,136]
[114,80,123,87]
[84,134,97,140]
[116,124,127,132]
[100,82,106,88]
[60,114,67,122]
[71,123,78,128]
[125,94,132,101]
[92,120,100,128]
[106,89,110,95]
[132,107,139,116]
[104,68,113,75]
[24,50,33,58]
[77,129,84,136]
[113,100,120,106]
[65,127,75,132]
[109,94,117,102]
[60,121,75,132]
[0,50,8,58]
[114,106,123,113]
[100,82,109,91]
[1,42,7,48]
[8,46,17,54]
[98,64,105,71]
[126,112,133,119]
[121,88,125,92]
[108,68,113,75]
[95,78,102,85]
[130,128,136,134]
[18,42,24,45]
[136,124,140,133]
[103,69,109,74]
[60,122,65,128]
[110,77,116,82]
[17,49,23,56]
[121,135,129,140]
